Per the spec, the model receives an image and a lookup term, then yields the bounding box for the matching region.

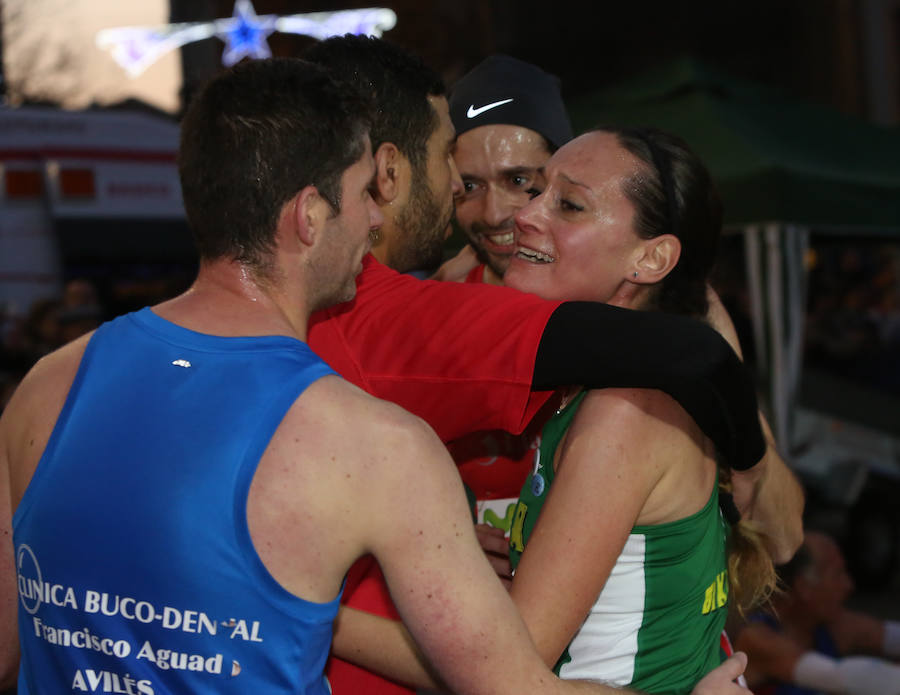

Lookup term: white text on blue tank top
[17,543,266,692]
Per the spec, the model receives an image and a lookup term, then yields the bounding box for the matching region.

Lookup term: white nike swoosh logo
[467,99,514,118]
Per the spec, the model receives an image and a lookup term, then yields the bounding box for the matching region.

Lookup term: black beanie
[449,55,573,149]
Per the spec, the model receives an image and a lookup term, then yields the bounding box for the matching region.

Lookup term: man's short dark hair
[178,58,372,271]
[304,35,445,172]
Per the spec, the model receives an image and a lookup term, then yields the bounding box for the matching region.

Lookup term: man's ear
[372,142,408,205]
[633,234,681,284]
[292,185,330,248]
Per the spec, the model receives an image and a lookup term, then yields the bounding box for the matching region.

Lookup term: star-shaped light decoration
[219,0,278,66]
[96,1,398,77]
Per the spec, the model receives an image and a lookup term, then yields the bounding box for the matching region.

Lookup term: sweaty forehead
[456,124,551,173]
[548,131,640,191]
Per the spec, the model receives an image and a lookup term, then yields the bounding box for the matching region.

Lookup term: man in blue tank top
[0,57,753,695]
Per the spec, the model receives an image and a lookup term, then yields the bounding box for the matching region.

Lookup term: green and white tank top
[509,391,729,695]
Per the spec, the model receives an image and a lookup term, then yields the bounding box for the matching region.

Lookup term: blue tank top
[14,308,341,695]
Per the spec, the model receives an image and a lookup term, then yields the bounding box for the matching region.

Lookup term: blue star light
[220,0,277,67]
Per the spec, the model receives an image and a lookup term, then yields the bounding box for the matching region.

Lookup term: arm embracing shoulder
[533,302,765,471]
[731,414,804,563]
[354,403,634,695]
[357,409,551,694]
[705,287,803,562]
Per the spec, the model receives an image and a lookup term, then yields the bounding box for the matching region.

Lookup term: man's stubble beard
[393,173,453,274]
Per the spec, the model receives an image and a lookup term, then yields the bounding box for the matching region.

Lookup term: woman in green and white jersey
[502,127,776,695]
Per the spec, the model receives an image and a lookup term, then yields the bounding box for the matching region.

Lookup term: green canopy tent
[567,58,900,456]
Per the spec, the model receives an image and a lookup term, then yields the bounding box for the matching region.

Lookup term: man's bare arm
[333,606,752,694]
[359,410,581,694]
[731,415,804,563]
[706,287,804,563]
[340,397,641,695]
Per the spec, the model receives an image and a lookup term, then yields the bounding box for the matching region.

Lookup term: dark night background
[170,0,897,125]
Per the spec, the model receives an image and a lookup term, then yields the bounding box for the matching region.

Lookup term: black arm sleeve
[532,302,765,470]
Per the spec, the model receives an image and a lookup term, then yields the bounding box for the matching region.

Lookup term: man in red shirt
[304,36,768,694]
